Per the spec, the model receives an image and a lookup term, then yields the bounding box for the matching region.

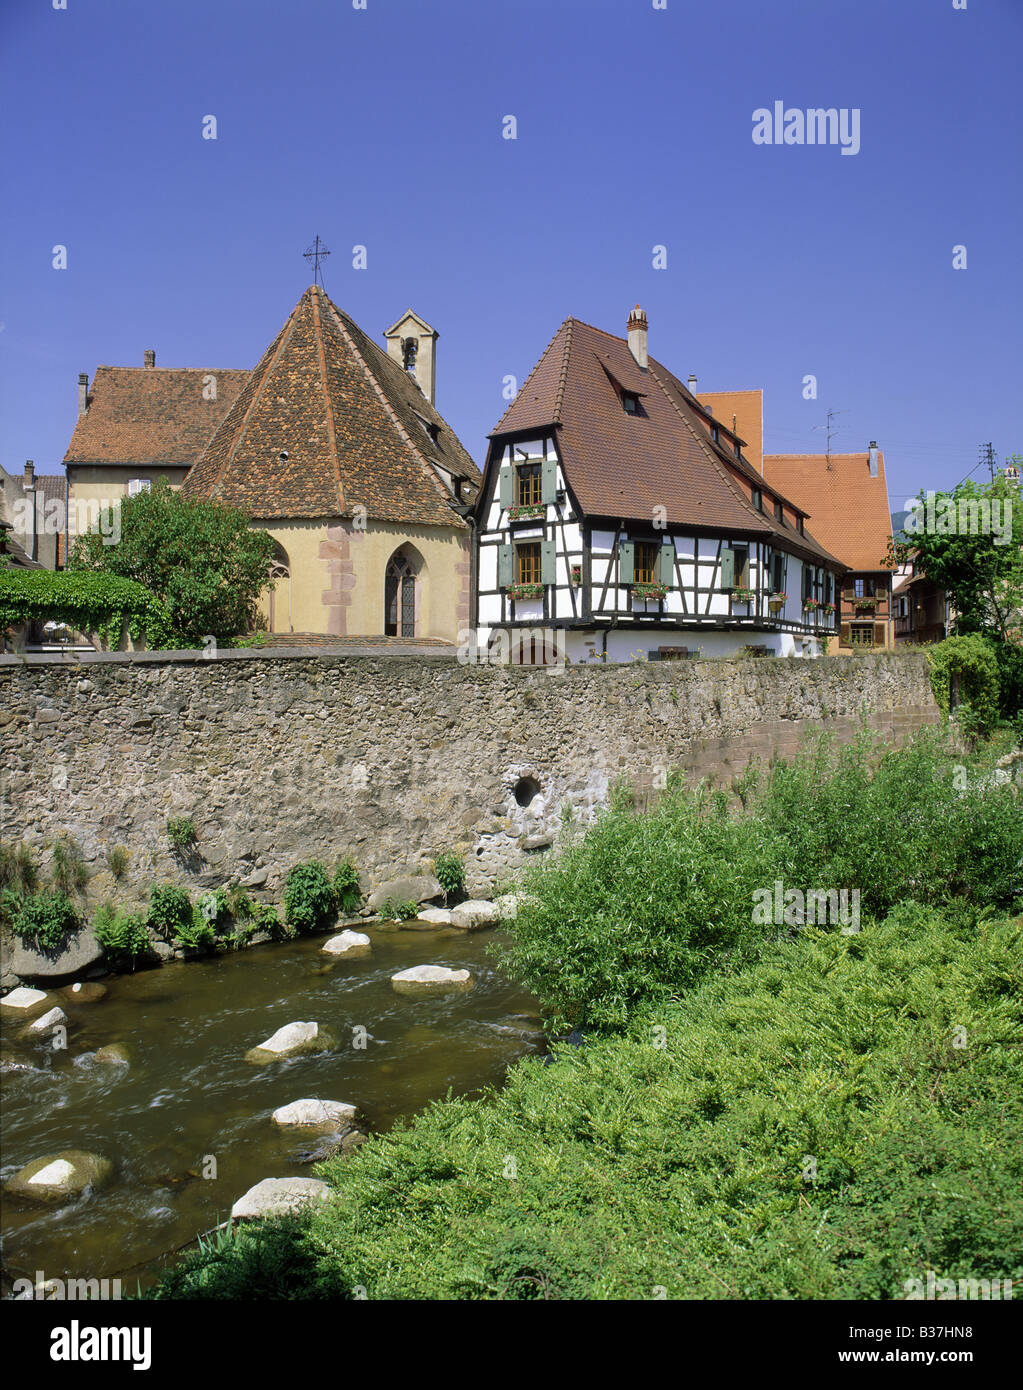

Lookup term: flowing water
[0,923,544,1290]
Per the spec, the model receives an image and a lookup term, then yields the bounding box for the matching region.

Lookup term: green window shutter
[498,465,513,509]
[497,543,513,587]
[618,540,635,585]
[541,457,558,504]
[719,547,735,589]
[540,539,556,585]
[658,539,676,587]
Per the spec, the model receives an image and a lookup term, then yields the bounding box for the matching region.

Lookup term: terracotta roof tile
[490,316,842,567]
[697,389,764,474]
[762,451,893,571]
[64,367,249,466]
[183,286,476,525]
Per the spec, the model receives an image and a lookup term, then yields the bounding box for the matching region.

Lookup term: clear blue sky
[2,0,1020,514]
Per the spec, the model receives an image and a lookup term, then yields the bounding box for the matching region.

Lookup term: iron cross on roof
[303,236,331,287]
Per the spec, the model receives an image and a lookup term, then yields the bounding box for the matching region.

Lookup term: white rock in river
[5,1149,113,1203]
[231,1176,331,1220]
[321,930,371,958]
[450,900,500,930]
[391,965,474,997]
[1,986,50,1013]
[26,1006,67,1035]
[245,1020,337,1064]
[271,1099,358,1130]
[414,907,454,926]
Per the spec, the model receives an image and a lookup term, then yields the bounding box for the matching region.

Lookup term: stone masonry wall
[0,651,940,910]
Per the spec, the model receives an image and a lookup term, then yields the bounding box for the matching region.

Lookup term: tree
[70,480,276,646]
[890,471,1023,721]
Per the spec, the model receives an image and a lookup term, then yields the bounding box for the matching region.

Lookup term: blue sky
[1,0,1020,513]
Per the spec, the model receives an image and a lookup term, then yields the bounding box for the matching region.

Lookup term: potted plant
[507,503,546,521]
[768,591,788,610]
[570,563,582,587]
[732,586,756,604]
[803,596,820,611]
[632,582,667,602]
[506,582,544,601]
[822,602,836,616]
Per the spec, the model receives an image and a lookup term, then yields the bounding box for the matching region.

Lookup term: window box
[732,586,756,604]
[506,582,545,601]
[855,597,879,611]
[631,582,667,602]
[507,503,546,521]
[570,564,582,586]
[822,602,836,616]
[803,597,820,611]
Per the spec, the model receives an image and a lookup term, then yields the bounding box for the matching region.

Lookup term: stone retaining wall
[0,650,940,909]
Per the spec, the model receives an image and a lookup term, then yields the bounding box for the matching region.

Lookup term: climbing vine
[0,569,171,649]
[926,634,1001,735]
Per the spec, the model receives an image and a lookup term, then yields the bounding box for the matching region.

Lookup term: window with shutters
[850,623,874,646]
[733,546,750,587]
[516,463,542,506]
[772,552,785,593]
[516,542,541,585]
[634,541,659,584]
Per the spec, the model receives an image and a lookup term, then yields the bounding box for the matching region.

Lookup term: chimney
[627,305,648,370]
[23,459,35,489]
[687,374,698,394]
[78,372,89,417]
[144,349,156,369]
[868,440,879,478]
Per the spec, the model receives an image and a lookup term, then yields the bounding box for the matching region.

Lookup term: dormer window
[797,516,804,534]
[733,439,741,457]
[711,425,719,443]
[752,489,763,512]
[774,500,784,523]
[622,391,639,415]
[416,414,439,445]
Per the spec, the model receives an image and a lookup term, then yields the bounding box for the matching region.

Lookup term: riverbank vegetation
[147,726,1022,1299]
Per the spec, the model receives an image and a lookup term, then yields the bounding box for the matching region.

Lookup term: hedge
[0,568,171,649]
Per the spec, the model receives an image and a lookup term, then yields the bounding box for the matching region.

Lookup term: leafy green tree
[70,479,276,646]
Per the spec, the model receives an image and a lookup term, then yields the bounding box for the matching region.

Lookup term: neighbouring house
[763,444,894,651]
[893,552,951,645]
[474,306,846,663]
[0,461,65,569]
[182,285,478,640]
[62,351,251,555]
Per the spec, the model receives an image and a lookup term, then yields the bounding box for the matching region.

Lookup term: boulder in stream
[412,908,454,927]
[450,900,500,930]
[5,1149,113,1204]
[1,986,50,1014]
[94,1042,131,1066]
[271,1099,358,1130]
[24,1005,68,1036]
[245,1020,337,1064]
[9,929,104,984]
[367,875,443,912]
[320,930,371,959]
[391,965,474,997]
[60,981,108,1004]
[231,1176,331,1220]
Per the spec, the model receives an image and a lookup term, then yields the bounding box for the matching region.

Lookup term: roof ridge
[310,288,345,513]
[490,318,573,434]
[552,317,574,422]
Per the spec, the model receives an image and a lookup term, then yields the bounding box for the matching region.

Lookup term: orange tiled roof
[762,451,893,571]
[698,390,764,475]
[183,286,476,525]
[64,367,250,467]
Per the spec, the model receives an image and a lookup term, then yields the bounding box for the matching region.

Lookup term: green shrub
[166,818,197,853]
[254,903,292,940]
[3,888,80,953]
[93,902,151,963]
[105,845,129,880]
[332,858,361,916]
[433,852,465,901]
[0,567,172,649]
[51,836,89,896]
[284,862,336,934]
[147,906,1023,1301]
[226,886,256,920]
[927,635,1001,735]
[177,906,217,952]
[146,884,193,941]
[381,897,419,922]
[0,842,38,894]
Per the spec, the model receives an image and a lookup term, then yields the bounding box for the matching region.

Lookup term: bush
[51,836,89,895]
[433,852,465,902]
[284,862,336,934]
[0,568,171,650]
[332,858,361,916]
[927,635,1001,735]
[381,897,419,922]
[148,906,1023,1300]
[226,886,256,921]
[166,818,197,853]
[93,902,151,963]
[146,884,193,941]
[495,728,1021,1035]
[3,888,80,953]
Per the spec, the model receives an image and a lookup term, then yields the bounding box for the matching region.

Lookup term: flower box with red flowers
[506,582,544,601]
[507,504,546,521]
[732,587,756,604]
[631,583,668,602]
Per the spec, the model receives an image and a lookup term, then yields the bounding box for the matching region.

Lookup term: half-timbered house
[474,307,846,662]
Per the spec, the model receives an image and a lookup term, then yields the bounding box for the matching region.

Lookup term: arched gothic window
[267,541,291,633]
[385,553,416,637]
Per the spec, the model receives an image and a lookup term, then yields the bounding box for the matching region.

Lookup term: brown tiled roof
[35,474,65,505]
[489,317,842,567]
[698,389,764,474]
[762,451,893,571]
[64,368,249,467]
[183,286,477,525]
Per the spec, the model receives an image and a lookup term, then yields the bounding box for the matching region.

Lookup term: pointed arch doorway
[385,550,418,637]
